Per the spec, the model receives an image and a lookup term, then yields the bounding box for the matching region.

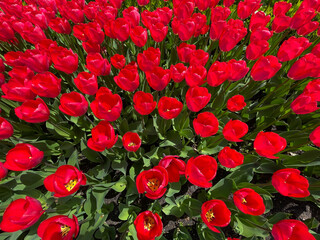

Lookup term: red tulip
[137,47,161,72]
[185,65,207,87]
[90,88,122,121]
[211,6,231,22]
[223,0,235,7]
[8,66,34,82]
[158,155,186,183]
[250,27,273,42]
[158,97,183,120]
[290,7,316,30]
[254,132,287,159]
[15,98,50,123]
[173,0,195,20]
[210,20,227,40]
[136,166,168,199]
[113,18,130,42]
[0,117,13,140]
[156,7,173,26]
[170,63,187,83]
[130,26,148,47]
[134,211,163,240]
[218,146,244,168]
[21,49,51,73]
[194,0,212,11]
[227,95,246,112]
[251,56,282,81]
[13,21,47,45]
[122,132,141,152]
[50,46,78,74]
[185,155,217,188]
[272,219,315,240]
[273,2,292,16]
[189,49,209,66]
[59,92,88,117]
[223,120,248,142]
[310,126,320,147]
[303,78,320,101]
[141,10,161,29]
[186,86,211,112]
[137,0,149,6]
[111,54,126,69]
[272,15,291,33]
[287,53,320,80]
[0,162,7,181]
[193,112,219,137]
[88,120,118,152]
[246,40,269,60]
[149,22,168,42]
[86,53,111,76]
[219,19,247,52]
[201,199,231,232]
[114,62,140,92]
[133,91,157,115]
[4,143,43,171]
[123,6,140,28]
[30,72,61,98]
[291,93,318,114]
[37,215,79,240]
[207,61,229,87]
[146,67,171,91]
[1,78,36,102]
[82,41,100,54]
[49,17,71,34]
[176,17,196,41]
[272,168,310,198]
[44,165,86,197]
[297,21,319,36]
[237,0,262,19]
[249,11,270,31]
[177,43,196,63]
[277,37,311,62]
[233,188,265,215]
[0,196,43,232]
[227,59,249,81]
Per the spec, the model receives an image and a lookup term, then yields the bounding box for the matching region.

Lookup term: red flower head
[114,62,140,92]
[150,22,168,42]
[134,211,163,240]
[223,120,248,142]
[173,0,195,19]
[87,120,118,152]
[287,53,320,80]
[0,196,43,232]
[237,0,262,19]
[86,53,111,76]
[170,63,187,83]
[123,6,140,28]
[146,66,171,91]
[303,78,320,100]
[21,49,51,73]
[219,19,247,52]
[185,65,207,87]
[44,165,86,197]
[130,26,148,47]
[15,98,50,123]
[254,132,287,159]
[73,72,98,96]
[189,49,209,66]
[227,95,246,112]
[90,88,123,121]
[136,166,169,199]
[1,77,36,102]
[177,43,196,63]
[272,168,310,198]
[158,155,186,183]
[246,40,269,60]
[251,56,282,81]
[37,215,79,240]
[50,46,78,74]
[193,112,219,138]
[201,199,231,232]
[122,132,141,152]
[137,0,150,6]
[59,92,88,117]
[227,59,249,81]
[218,146,244,168]
[277,37,311,62]
[272,219,315,240]
[310,126,320,147]
[250,27,273,42]
[290,7,316,30]
[297,21,319,36]
[59,2,84,24]
[249,11,270,31]
[4,143,43,171]
[112,18,130,42]
[207,61,229,87]
[186,86,211,112]
[156,7,173,26]
[0,58,5,73]
[223,0,235,7]
[291,93,318,114]
[49,17,71,34]
[233,188,265,215]
[0,162,8,181]
[137,47,161,72]
[185,155,217,188]
[158,97,183,120]
[273,2,292,16]
[0,117,14,140]
[133,91,157,115]
[30,72,61,98]
[272,15,291,33]
[111,54,126,69]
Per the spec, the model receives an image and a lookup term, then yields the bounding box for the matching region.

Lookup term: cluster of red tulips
[0,0,319,239]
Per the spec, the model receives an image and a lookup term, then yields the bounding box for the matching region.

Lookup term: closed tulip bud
[130,26,148,47]
[237,0,262,20]
[207,61,229,87]
[30,72,61,98]
[59,92,88,117]
[123,6,140,28]
[149,22,168,42]
[50,46,78,74]
[249,11,270,31]
[273,1,292,16]
[219,19,247,52]
[15,98,50,123]
[114,62,140,92]
[287,53,320,80]
[185,65,207,87]
[246,40,269,60]
[254,131,287,159]
[277,36,311,62]
[146,66,171,91]
[227,95,246,112]
[193,112,219,137]
[133,91,157,115]
[49,17,71,34]
[251,56,282,81]
[272,15,291,33]
[218,146,244,168]
[86,53,111,76]
[0,117,14,140]
[227,59,249,81]
[186,86,211,112]
[297,21,319,36]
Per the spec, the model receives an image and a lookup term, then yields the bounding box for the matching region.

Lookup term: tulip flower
[133,91,157,115]
[251,56,282,81]
[137,47,161,72]
[15,98,50,123]
[233,188,266,215]
[218,146,244,168]
[0,117,14,140]
[185,86,211,112]
[110,54,126,69]
[134,211,163,240]
[123,6,140,28]
[223,120,248,142]
[170,63,187,83]
[158,155,186,182]
[193,112,219,137]
[73,72,98,96]
[310,126,320,147]
[291,93,318,114]
[254,132,287,159]
[122,132,141,152]
[227,95,246,112]
[130,26,148,47]
[50,46,78,74]
[59,92,88,117]
[272,219,315,240]
[207,61,229,87]
[0,162,7,181]
[1,77,36,102]
[30,72,61,98]
[158,97,183,120]
[86,53,111,76]
[114,62,140,92]
[227,59,249,81]
[177,43,196,63]
[185,65,207,87]
[277,37,311,62]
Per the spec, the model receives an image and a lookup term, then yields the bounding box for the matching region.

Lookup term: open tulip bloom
[0,0,320,239]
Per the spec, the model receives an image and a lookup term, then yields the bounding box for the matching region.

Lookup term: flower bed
[0,0,319,239]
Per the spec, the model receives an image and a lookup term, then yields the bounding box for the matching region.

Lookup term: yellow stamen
[144,216,155,231]
[65,179,78,191]
[205,209,215,222]
[147,178,160,192]
[128,142,136,147]
[61,225,70,237]
[242,198,247,204]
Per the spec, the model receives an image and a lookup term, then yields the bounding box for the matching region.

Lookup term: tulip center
[65,179,78,191]
[205,209,215,222]
[144,216,155,231]
[61,225,71,237]
[242,198,247,204]
[147,178,160,192]
[128,142,136,147]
